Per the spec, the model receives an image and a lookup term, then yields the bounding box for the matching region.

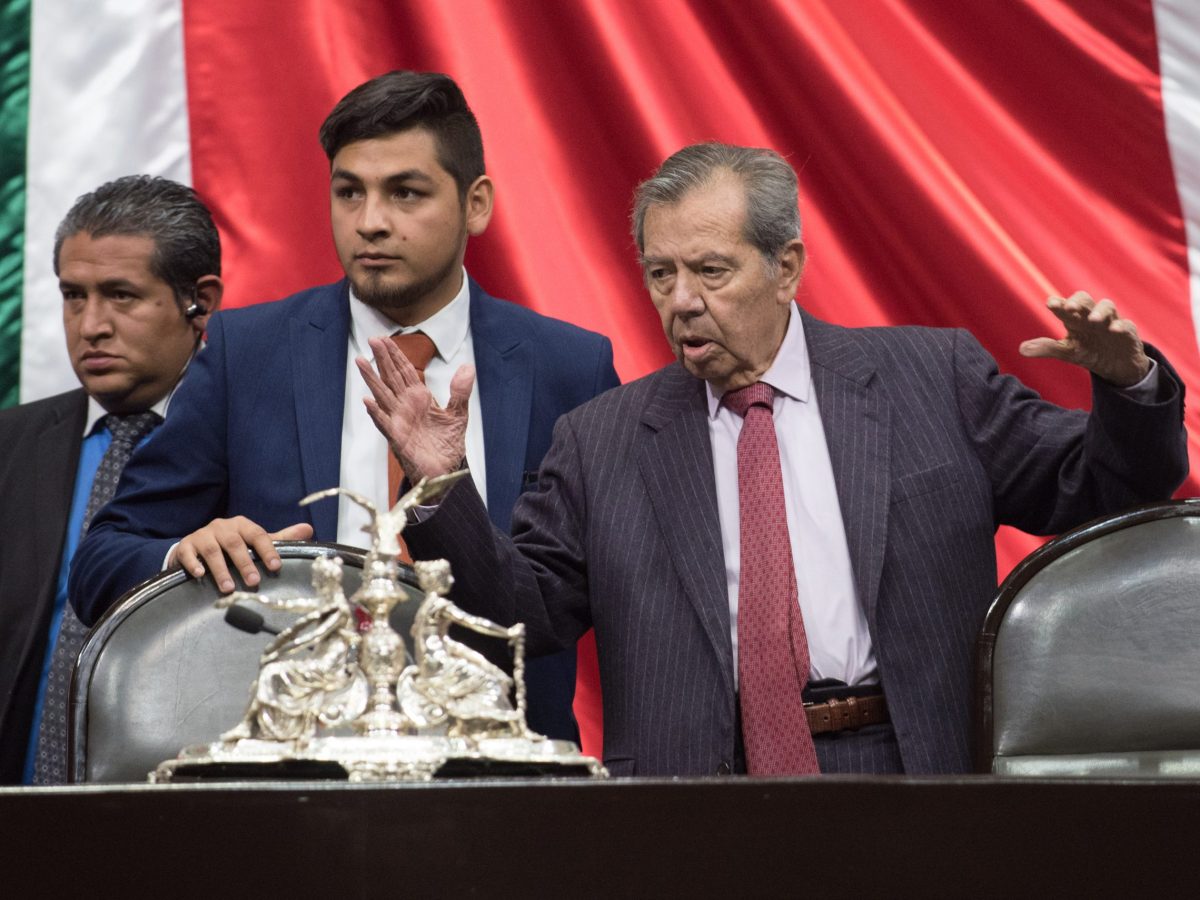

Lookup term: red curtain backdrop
[182,0,1198,756]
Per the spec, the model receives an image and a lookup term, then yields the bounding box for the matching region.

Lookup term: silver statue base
[152,734,606,783]
[153,478,608,784]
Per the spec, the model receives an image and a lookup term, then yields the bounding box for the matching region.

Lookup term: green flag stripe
[0,0,30,409]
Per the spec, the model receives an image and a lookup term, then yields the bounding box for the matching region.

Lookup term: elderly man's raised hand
[357,335,473,484]
[1018,291,1151,387]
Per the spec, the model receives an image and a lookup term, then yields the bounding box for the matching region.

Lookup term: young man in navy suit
[71,72,619,742]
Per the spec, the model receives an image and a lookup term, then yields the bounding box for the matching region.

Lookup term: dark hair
[318,70,485,199]
[632,142,801,272]
[53,175,221,301]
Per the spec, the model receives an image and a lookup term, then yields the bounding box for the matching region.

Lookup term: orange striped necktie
[385,331,436,563]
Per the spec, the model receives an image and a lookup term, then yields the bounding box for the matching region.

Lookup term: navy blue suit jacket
[408,314,1188,776]
[70,279,619,739]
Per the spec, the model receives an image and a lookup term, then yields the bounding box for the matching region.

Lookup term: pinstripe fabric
[815,724,905,774]
[408,310,1187,776]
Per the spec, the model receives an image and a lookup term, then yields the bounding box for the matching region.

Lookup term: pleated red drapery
[182,0,1197,757]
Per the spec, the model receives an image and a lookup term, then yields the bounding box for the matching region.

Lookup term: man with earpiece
[0,176,223,784]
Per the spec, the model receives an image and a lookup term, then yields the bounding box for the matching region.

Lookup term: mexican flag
[4,0,1199,757]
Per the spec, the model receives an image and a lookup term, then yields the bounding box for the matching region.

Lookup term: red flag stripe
[183,0,1196,758]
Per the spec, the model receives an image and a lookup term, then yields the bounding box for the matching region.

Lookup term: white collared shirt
[338,268,486,546]
[83,394,171,437]
[708,302,878,686]
[709,303,1162,687]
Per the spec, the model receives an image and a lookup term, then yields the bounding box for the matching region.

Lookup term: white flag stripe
[1155,0,1200,353]
[20,0,191,403]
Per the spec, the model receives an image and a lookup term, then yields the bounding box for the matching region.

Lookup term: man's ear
[464,175,495,237]
[188,275,224,332]
[776,239,806,305]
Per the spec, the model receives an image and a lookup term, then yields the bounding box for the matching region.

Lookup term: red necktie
[385,331,436,504]
[723,382,819,775]
[385,331,436,565]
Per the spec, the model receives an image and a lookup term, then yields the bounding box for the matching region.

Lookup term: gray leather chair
[976,500,1200,777]
[69,542,423,783]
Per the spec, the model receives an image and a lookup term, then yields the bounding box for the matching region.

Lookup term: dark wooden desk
[3,776,1198,897]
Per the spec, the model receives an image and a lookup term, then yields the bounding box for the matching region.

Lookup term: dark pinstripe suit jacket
[408,312,1188,775]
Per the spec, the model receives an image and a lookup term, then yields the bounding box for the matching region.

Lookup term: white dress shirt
[709,302,877,687]
[83,394,171,438]
[338,269,487,546]
[709,303,1162,688]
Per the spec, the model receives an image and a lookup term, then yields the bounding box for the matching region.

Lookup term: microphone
[224,605,280,636]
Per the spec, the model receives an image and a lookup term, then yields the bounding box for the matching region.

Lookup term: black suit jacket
[0,389,87,783]
[409,314,1188,776]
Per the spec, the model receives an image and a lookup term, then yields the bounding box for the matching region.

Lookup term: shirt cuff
[409,503,440,524]
[1115,358,1159,402]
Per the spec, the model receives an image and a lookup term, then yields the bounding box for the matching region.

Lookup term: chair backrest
[69,542,423,783]
[976,500,1200,777]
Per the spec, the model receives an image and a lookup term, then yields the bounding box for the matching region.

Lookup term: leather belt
[804,693,889,735]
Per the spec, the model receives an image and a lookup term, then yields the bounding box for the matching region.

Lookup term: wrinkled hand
[173,517,314,594]
[357,336,473,483]
[1019,291,1150,387]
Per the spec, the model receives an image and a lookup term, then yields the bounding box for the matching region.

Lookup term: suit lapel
[637,367,734,694]
[469,281,532,532]
[804,312,891,627]
[290,282,350,539]
[33,391,86,604]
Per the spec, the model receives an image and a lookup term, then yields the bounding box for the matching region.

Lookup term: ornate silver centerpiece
[152,473,606,782]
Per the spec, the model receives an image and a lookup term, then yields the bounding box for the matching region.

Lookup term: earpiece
[184,286,206,320]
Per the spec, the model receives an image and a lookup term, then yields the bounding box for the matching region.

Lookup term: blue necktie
[32,411,161,785]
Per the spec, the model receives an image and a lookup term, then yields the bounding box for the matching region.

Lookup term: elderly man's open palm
[357,336,473,484]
